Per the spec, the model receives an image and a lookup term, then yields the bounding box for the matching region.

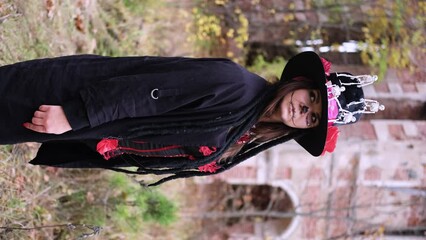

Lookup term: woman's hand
[23,105,72,134]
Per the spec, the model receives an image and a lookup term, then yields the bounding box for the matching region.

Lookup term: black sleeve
[62,75,182,130]
[62,97,91,130]
[61,58,265,131]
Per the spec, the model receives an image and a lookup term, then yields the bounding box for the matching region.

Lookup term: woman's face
[278,88,322,129]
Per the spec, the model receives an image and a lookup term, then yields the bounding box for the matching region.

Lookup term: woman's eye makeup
[312,114,317,123]
[310,91,315,102]
[306,114,317,127]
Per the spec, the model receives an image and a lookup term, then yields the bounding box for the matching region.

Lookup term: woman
[1,52,381,185]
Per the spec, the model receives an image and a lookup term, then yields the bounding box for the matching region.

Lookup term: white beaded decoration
[343,112,357,123]
[327,72,385,125]
[332,85,345,98]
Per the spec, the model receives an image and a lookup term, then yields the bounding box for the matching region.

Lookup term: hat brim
[280,51,328,156]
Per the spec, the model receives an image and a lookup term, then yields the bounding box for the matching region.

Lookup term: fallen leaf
[46,0,54,18]
[74,14,85,33]
[86,191,95,203]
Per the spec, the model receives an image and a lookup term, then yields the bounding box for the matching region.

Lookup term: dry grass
[0,144,108,239]
[0,143,199,239]
[0,0,87,63]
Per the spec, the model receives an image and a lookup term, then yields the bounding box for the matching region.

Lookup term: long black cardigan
[0,55,302,185]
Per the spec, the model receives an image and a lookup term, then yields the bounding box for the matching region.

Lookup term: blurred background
[0,0,425,239]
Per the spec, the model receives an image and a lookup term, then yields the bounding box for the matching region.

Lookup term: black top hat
[280,52,385,156]
[280,51,328,156]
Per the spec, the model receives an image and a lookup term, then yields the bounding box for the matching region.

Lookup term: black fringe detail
[103,82,306,186]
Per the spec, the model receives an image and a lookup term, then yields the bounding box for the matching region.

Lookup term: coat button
[151,88,159,99]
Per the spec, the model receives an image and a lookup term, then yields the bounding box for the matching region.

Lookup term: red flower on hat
[321,126,339,155]
[97,139,119,159]
[320,57,331,76]
[198,161,219,173]
[199,146,217,156]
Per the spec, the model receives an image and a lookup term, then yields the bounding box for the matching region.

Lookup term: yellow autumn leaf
[226,29,235,38]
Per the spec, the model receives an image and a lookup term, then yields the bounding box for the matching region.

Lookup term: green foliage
[53,173,177,238]
[123,0,160,14]
[32,206,45,221]
[360,0,425,77]
[7,197,26,209]
[57,189,101,227]
[111,204,139,232]
[66,190,87,203]
[248,55,286,82]
[1,145,13,153]
[142,191,177,226]
[94,0,135,56]
[83,206,107,226]
[109,172,131,189]
[188,7,223,52]
[107,173,177,231]
[187,2,249,62]
[92,0,178,56]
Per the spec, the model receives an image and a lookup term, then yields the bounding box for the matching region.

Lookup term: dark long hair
[219,77,318,161]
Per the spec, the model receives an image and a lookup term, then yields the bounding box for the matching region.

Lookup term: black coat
[0,55,269,170]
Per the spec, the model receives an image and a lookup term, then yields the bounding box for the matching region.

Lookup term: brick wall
[202,65,426,239]
[207,123,425,239]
